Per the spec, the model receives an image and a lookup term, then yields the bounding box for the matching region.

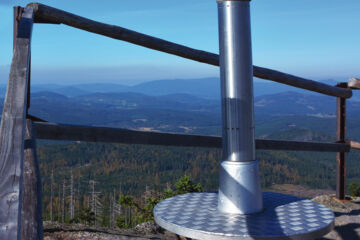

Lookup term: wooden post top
[348,78,360,89]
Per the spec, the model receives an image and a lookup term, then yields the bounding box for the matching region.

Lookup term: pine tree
[349,181,360,197]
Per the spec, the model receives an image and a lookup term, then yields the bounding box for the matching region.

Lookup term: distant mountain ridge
[28,90,360,118]
[1,77,352,99]
[1,89,359,138]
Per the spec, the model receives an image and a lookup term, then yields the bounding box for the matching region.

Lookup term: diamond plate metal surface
[154,192,334,240]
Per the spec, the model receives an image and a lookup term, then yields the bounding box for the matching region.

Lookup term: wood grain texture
[27,2,352,99]
[256,139,350,152]
[348,78,360,89]
[349,140,360,150]
[13,7,22,50]
[27,114,47,123]
[336,97,346,200]
[20,120,43,240]
[0,7,33,240]
[34,122,350,152]
[34,122,222,149]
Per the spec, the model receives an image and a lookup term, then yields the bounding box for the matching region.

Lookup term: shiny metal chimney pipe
[154,1,335,237]
[217,0,263,214]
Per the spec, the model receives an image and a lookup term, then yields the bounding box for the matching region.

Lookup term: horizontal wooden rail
[34,122,222,148]
[27,113,47,122]
[27,3,352,99]
[258,139,350,152]
[0,6,34,240]
[34,122,350,152]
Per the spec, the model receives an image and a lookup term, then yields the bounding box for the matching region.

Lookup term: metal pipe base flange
[218,160,262,214]
[154,192,334,240]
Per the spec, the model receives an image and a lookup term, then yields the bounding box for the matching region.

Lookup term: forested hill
[1,90,360,136]
[7,88,355,223]
[1,77,356,99]
[37,139,360,223]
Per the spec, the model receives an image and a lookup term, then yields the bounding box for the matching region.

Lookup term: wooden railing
[0,3,359,239]
[0,6,42,240]
[32,122,350,153]
[28,3,352,99]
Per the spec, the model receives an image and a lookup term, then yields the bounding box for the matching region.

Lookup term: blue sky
[0,0,359,85]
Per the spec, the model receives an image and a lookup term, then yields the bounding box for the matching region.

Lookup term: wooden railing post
[13,6,22,50]
[27,54,32,113]
[14,7,31,114]
[0,6,33,240]
[336,83,347,200]
[21,119,43,240]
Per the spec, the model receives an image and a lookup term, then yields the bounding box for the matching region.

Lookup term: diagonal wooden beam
[27,2,352,99]
[348,140,360,150]
[0,6,33,240]
[34,122,222,148]
[348,78,360,89]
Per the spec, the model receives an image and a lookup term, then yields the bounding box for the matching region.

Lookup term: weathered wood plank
[26,56,31,113]
[13,7,23,50]
[34,122,222,148]
[33,122,350,152]
[255,139,350,152]
[252,66,351,98]
[21,119,43,240]
[348,78,360,89]
[336,96,346,200]
[0,6,33,240]
[27,114,47,122]
[27,3,352,99]
[349,140,360,150]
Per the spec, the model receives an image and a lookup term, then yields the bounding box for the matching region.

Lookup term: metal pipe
[217,0,263,214]
[218,0,254,163]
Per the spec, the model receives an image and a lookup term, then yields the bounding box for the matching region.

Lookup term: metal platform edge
[154,193,335,240]
[155,214,334,240]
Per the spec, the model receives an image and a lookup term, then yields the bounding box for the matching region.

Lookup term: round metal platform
[154,192,334,240]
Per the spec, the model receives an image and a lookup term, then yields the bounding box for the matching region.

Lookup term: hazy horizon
[0,66,348,87]
[0,0,359,86]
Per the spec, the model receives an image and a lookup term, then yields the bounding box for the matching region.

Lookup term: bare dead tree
[76,175,81,217]
[62,179,65,223]
[89,180,102,226]
[50,169,54,222]
[144,185,150,204]
[109,192,113,228]
[58,183,61,222]
[110,188,121,228]
[89,180,95,214]
[69,168,74,219]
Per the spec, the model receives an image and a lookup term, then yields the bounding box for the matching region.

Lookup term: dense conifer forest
[37,141,360,226]
[1,82,359,227]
